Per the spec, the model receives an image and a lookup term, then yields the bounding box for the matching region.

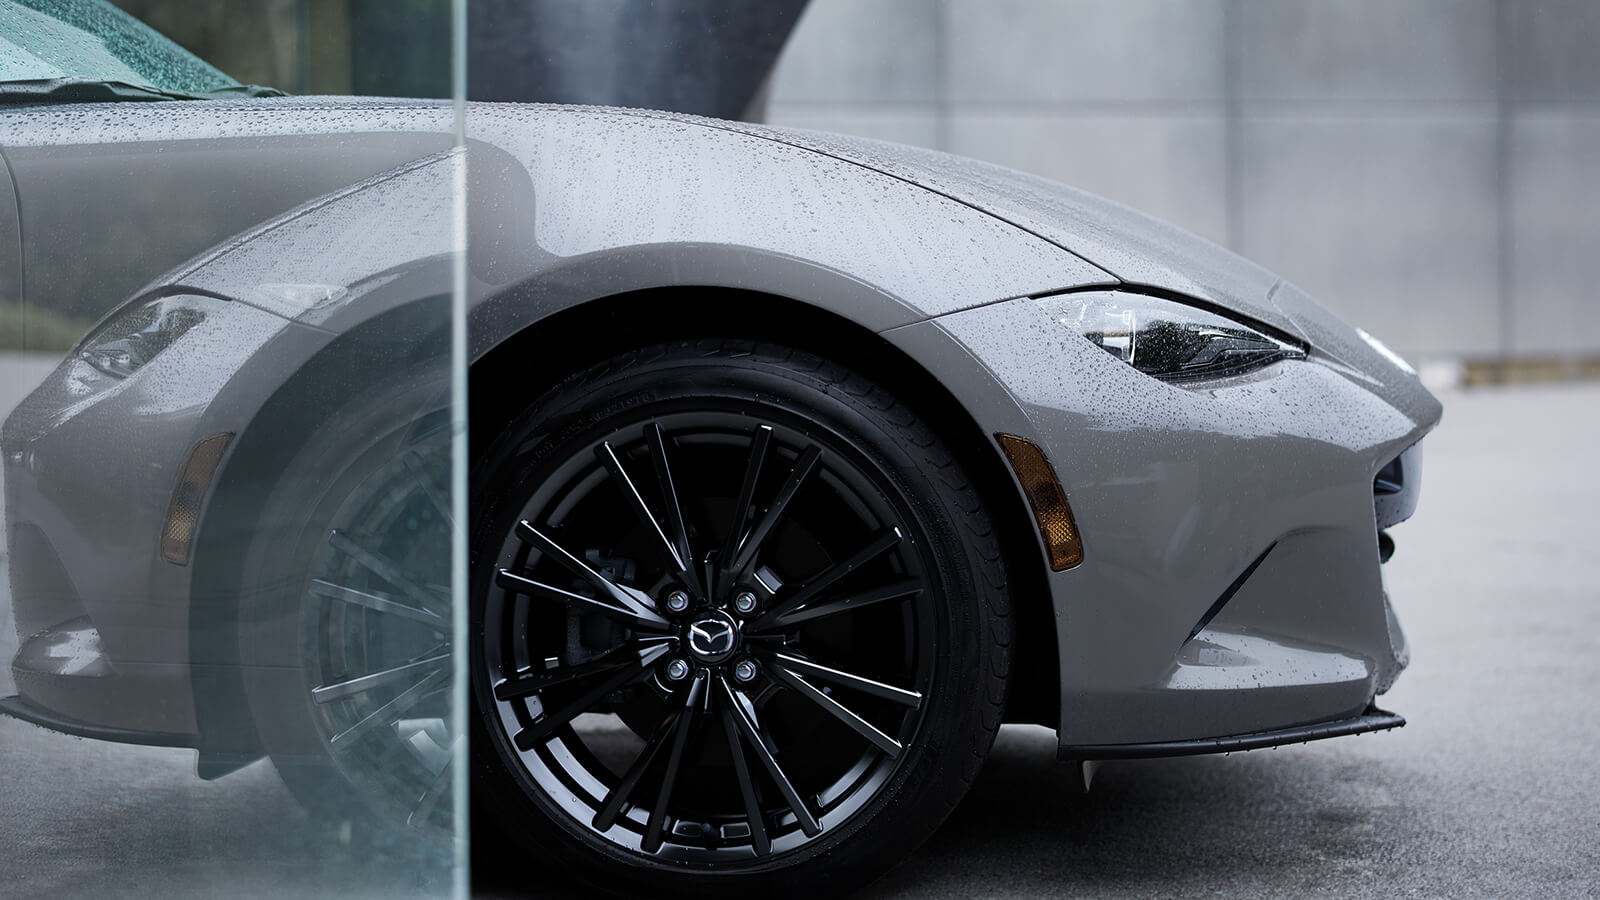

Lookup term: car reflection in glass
[0,1,1441,897]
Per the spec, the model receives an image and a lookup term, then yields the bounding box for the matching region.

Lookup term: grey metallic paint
[0,152,19,308]
[0,98,1439,759]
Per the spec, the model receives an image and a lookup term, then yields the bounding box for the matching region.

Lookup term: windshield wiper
[0,78,288,105]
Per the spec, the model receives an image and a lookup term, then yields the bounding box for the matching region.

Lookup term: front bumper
[886,291,1440,748]
[1,301,300,743]
[5,359,212,739]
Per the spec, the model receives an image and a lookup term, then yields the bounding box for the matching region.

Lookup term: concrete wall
[767,0,1600,363]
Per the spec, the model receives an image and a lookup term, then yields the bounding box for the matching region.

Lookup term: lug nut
[664,658,691,682]
[732,591,758,615]
[731,658,759,684]
[664,590,691,613]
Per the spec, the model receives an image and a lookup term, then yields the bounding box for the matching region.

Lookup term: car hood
[639,114,1300,326]
[4,94,1431,421]
[625,110,1437,422]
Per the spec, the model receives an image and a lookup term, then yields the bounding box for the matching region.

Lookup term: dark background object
[467,0,809,120]
[349,0,452,99]
[109,0,810,121]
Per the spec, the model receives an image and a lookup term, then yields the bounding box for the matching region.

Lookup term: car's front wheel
[470,341,1012,898]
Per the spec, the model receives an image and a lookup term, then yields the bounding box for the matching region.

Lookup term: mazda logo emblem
[688,617,736,660]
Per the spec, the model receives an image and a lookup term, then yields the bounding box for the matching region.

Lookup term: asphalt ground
[2,353,1597,898]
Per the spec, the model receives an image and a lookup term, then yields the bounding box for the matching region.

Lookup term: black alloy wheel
[471,341,1011,898]
[237,371,459,848]
[297,422,456,832]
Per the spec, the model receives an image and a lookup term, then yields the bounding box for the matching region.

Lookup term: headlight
[76,294,230,379]
[1038,291,1306,383]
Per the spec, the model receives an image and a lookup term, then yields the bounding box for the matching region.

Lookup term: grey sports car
[1,1,1440,897]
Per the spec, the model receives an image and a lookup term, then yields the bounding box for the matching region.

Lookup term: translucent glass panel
[0,1,466,895]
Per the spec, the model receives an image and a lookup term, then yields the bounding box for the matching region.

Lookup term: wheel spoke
[310,578,443,627]
[495,567,670,632]
[644,424,703,596]
[721,425,773,565]
[718,677,822,838]
[750,527,903,632]
[329,530,447,616]
[595,440,699,592]
[727,444,822,578]
[765,652,922,708]
[495,641,669,701]
[401,449,454,529]
[719,687,772,856]
[761,578,922,629]
[642,674,705,853]
[511,520,665,626]
[330,666,448,745]
[592,686,694,832]
[767,662,902,757]
[312,651,450,704]
[408,743,458,827]
[512,644,669,750]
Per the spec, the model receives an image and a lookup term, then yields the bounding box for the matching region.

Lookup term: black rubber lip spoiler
[1058,706,1405,761]
[0,694,200,749]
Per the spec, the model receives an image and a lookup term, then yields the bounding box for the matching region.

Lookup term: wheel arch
[469,286,1060,728]
[188,282,1063,774]
[188,295,452,776]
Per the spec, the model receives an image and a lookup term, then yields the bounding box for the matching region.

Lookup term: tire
[470,340,1011,898]
[236,368,458,849]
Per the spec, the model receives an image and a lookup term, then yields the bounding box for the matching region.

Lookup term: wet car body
[2,96,1438,766]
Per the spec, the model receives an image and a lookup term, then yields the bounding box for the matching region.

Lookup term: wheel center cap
[686,611,739,664]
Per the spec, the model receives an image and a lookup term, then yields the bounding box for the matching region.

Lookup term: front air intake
[1374,442,1422,531]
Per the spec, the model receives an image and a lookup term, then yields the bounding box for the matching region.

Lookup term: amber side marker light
[161,432,232,565]
[995,433,1083,570]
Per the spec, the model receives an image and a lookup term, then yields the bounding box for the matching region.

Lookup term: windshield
[0,0,238,92]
